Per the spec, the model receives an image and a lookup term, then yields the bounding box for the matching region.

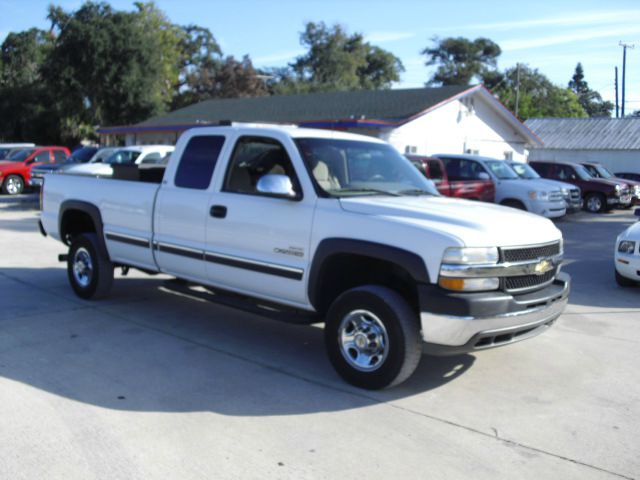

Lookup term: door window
[426,160,444,183]
[174,136,225,189]
[442,158,487,181]
[53,150,68,163]
[224,136,301,197]
[33,151,50,163]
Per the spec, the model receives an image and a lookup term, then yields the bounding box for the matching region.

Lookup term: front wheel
[67,233,114,299]
[324,285,422,389]
[615,269,637,287]
[584,193,606,213]
[2,174,24,195]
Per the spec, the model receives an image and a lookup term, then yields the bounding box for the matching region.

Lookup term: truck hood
[496,178,560,192]
[0,161,24,170]
[535,178,577,191]
[339,195,561,247]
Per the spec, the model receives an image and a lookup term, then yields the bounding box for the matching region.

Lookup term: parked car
[435,154,565,218]
[0,146,70,195]
[40,124,570,389]
[0,143,35,160]
[615,172,640,182]
[530,161,632,213]
[614,209,640,286]
[65,145,174,177]
[507,161,582,212]
[581,162,640,206]
[416,155,496,202]
[29,146,117,187]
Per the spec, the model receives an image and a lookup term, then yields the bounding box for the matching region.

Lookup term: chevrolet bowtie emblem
[534,259,553,275]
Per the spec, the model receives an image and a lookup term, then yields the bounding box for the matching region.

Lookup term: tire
[2,174,24,195]
[584,193,606,213]
[67,233,114,299]
[501,199,527,211]
[324,285,422,389]
[615,269,637,287]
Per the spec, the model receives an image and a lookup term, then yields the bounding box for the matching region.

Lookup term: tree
[493,64,587,120]
[271,21,403,94]
[422,37,501,86]
[568,63,613,117]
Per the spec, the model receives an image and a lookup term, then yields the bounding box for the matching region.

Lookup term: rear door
[441,157,493,201]
[204,133,315,307]
[426,159,449,195]
[153,134,227,283]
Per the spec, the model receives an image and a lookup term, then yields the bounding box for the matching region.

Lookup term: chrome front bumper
[419,274,570,354]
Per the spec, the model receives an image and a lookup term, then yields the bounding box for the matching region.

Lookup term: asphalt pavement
[0,193,638,480]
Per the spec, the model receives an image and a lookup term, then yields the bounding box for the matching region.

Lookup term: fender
[59,200,108,254]
[307,238,430,309]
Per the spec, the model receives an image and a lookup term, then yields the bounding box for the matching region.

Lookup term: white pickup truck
[40,124,570,389]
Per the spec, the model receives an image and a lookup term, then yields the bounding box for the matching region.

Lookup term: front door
[204,134,315,307]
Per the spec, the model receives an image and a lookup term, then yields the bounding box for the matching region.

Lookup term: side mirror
[256,174,297,198]
[477,172,490,181]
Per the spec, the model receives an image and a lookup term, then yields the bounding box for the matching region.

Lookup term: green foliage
[271,22,403,94]
[568,63,613,117]
[493,65,587,119]
[422,37,501,86]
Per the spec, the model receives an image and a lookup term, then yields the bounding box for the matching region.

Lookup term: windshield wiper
[398,188,437,196]
[336,188,401,197]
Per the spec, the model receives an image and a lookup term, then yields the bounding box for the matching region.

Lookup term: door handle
[210,205,227,218]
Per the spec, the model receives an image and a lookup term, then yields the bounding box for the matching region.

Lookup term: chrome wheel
[338,309,389,372]
[5,175,23,195]
[72,247,93,288]
[586,195,602,213]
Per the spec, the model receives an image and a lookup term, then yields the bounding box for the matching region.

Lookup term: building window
[404,145,417,154]
[465,148,479,155]
[504,151,513,160]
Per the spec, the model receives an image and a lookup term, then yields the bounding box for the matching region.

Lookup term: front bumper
[419,272,570,354]
[615,253,640,281]
[610,194,632,207]
[29,176,43,187]
[529,199,566,218]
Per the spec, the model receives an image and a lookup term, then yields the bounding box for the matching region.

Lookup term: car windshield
[89,148,116,163]
[484,160,519,180]
[574,164,594,181]
[294,138,439,197]
[8,149,35,162]
[0,148,11,158]
[69,146,98,163]
[510,162,540,179]
[594,165,614,179]
[105,150,141,165]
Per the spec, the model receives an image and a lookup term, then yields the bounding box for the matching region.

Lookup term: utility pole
[515,63,521,118]
[619,41,635,117]
[615,66,619,118]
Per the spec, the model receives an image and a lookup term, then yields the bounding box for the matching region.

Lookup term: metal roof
[525,118,640,150]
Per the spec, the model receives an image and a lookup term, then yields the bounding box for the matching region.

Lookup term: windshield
[105,150,141,165]
[510,162,540,179]
[8,149,35,162]
[89,148,116,163]
[485,160,519,180]
[295,138,439,197]
[69,147,98,163]
[594,165,614,179]
[0,148,11,159]
[574,164,594,181]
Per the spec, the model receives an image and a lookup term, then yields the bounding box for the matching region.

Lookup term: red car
[0,146,70,195]
[408,154,495,202]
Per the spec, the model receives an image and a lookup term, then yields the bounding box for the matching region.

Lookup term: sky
[1,0,639,111]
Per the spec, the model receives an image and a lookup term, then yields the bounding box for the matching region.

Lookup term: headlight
[439,247,500,292]
[528,190,548,200]
[634,185,640,196]
[618,240,636,254]
[615,184,621,195]
[441,247,499,265]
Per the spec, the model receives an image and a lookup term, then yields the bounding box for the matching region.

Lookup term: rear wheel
[584,193,606,213]
[615,269,638,287]
[324,285,422,389]
[67,233,114,299]
[2,174,24,195]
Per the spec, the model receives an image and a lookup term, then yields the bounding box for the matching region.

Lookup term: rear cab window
[175,135,226,190]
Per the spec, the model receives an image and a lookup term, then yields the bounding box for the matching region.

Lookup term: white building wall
[528,149,640,174]
[380,93,529,161]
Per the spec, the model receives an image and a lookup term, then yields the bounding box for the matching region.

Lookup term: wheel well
[314,254,419,317]
[501,199,527,209]
[60,209,97,245]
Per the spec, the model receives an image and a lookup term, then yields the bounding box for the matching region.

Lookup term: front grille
[504,269,556,292]
[500,242,561,263]
[549,191,563,202]
[570,189,580,200]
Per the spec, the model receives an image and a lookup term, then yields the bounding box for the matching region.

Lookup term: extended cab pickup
[40,124,570,389]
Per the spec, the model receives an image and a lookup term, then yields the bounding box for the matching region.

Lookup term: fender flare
[307,238,429,309]
[59,200,107,254]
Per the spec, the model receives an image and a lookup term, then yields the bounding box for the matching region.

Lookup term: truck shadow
[0,267,475,417]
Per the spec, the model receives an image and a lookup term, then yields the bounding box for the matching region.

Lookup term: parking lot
[0,194,638,480]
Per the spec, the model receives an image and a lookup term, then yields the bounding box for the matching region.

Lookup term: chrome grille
[504,269,556,292]
[500,242,561,263]
[549,191,563,202]
[570,189,580,200]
